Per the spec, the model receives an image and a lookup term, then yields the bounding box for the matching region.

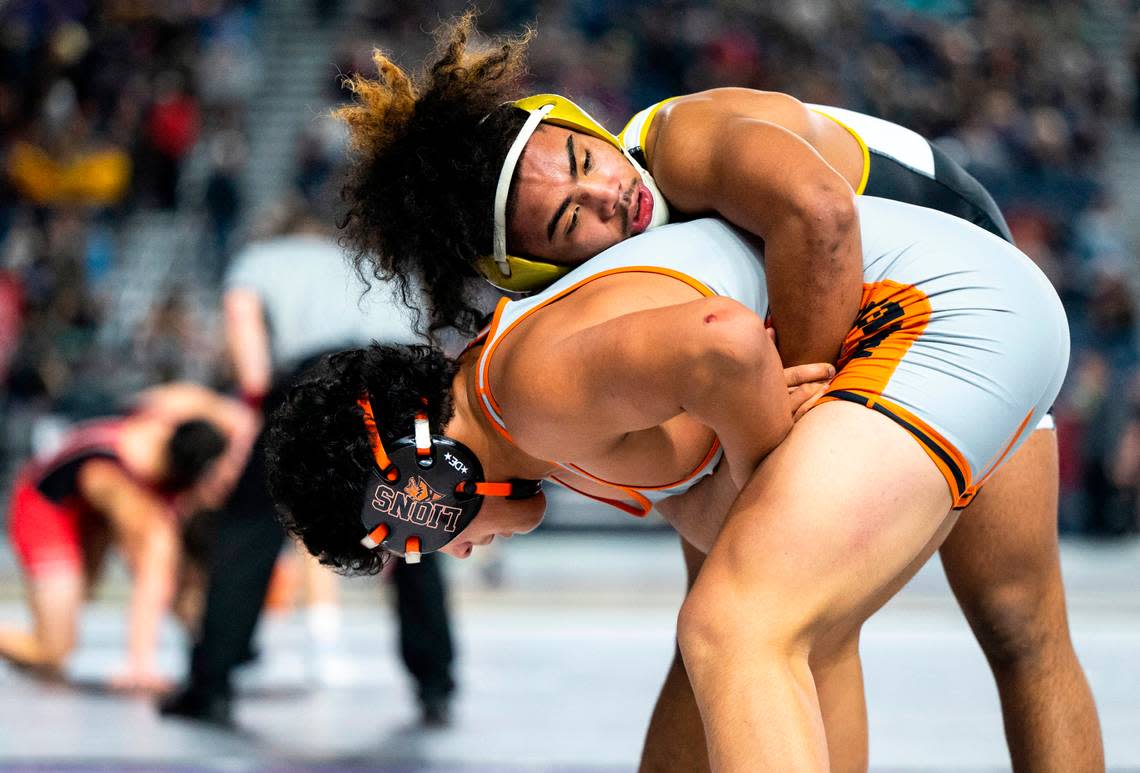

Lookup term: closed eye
[566,206,579,236]
[583,149,593,174]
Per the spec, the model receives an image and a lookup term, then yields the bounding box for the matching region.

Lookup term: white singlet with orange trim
[473,217,769,514]
[476,196,1069,513]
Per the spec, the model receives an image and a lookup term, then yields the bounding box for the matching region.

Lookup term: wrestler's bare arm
[503,296,793,489]
[134,382,259,442]
[657,353,836,553]
[646,91,861,367]
[78,460,178,684]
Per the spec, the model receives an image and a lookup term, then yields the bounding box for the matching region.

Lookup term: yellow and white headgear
[474,94,670,292]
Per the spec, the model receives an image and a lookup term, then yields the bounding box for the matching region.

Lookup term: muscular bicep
[504,299,718,455]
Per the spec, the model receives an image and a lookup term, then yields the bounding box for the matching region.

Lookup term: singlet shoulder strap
[41,420,122,467]
[807,103,935,182]
[473,297,517,442]
[808,106,871,195]
[619,97,680,169]
[550,473,653,518]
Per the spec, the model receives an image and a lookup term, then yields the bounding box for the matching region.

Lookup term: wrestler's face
[439,487,547,559]
[507,125,655,265]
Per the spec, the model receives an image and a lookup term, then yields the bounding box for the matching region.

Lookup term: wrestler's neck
[449,354,556,481]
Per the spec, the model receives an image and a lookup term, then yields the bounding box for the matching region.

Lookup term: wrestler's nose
[576,177,621,219]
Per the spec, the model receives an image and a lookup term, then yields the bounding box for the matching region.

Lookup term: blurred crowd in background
[1,0,1139,535]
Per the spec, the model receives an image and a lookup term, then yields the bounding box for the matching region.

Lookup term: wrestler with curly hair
[337,14,534,337]
[327,15,1101,772]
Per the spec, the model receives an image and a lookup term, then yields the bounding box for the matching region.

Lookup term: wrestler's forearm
[195,404,259,509]
[125,523,178,671]
[680,325,794,489]
[763,206,862,367]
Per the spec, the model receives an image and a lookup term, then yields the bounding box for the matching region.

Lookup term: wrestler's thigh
[691,400,955,641]
[687,533,873,773]
[939,429,1067,636]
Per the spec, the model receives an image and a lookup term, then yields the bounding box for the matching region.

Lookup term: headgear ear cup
[356,395,542,560]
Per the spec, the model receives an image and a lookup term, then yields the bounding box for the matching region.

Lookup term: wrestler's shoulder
[644,89,817,168]
[652,89,809,131]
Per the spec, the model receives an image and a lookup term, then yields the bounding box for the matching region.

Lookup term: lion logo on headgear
[404,476,443,502]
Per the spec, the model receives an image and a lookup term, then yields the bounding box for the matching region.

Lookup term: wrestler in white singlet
[474,197,1068,514]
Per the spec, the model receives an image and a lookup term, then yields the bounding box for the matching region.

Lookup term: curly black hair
[265,345,458,574]
[337,12,531,338]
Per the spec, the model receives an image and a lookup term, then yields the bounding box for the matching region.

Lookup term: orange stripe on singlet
[817,389,974,507]
[829,280,933,397]
[550,474,653,517]
[473,299,516,444]
[816,278,979,508]
[564,435,721,492]
[965,408,1035,501]
[473,266,720,514]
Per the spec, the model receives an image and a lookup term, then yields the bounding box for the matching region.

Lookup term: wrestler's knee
[677,575,807,675]
[678,581,746,668]
[962,581,1067,670]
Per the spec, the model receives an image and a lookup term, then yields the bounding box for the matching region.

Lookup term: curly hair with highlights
[337,13,532,337]
[265,345,458,575]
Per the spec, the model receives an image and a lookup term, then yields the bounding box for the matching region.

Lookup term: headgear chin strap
[478,93,671,293]
[357,396,541,563]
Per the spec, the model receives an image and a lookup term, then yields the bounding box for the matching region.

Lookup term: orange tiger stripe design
[829,280,933,396]
[817,280,985,506]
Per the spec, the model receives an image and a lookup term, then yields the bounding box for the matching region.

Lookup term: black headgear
[357,396,541,562]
